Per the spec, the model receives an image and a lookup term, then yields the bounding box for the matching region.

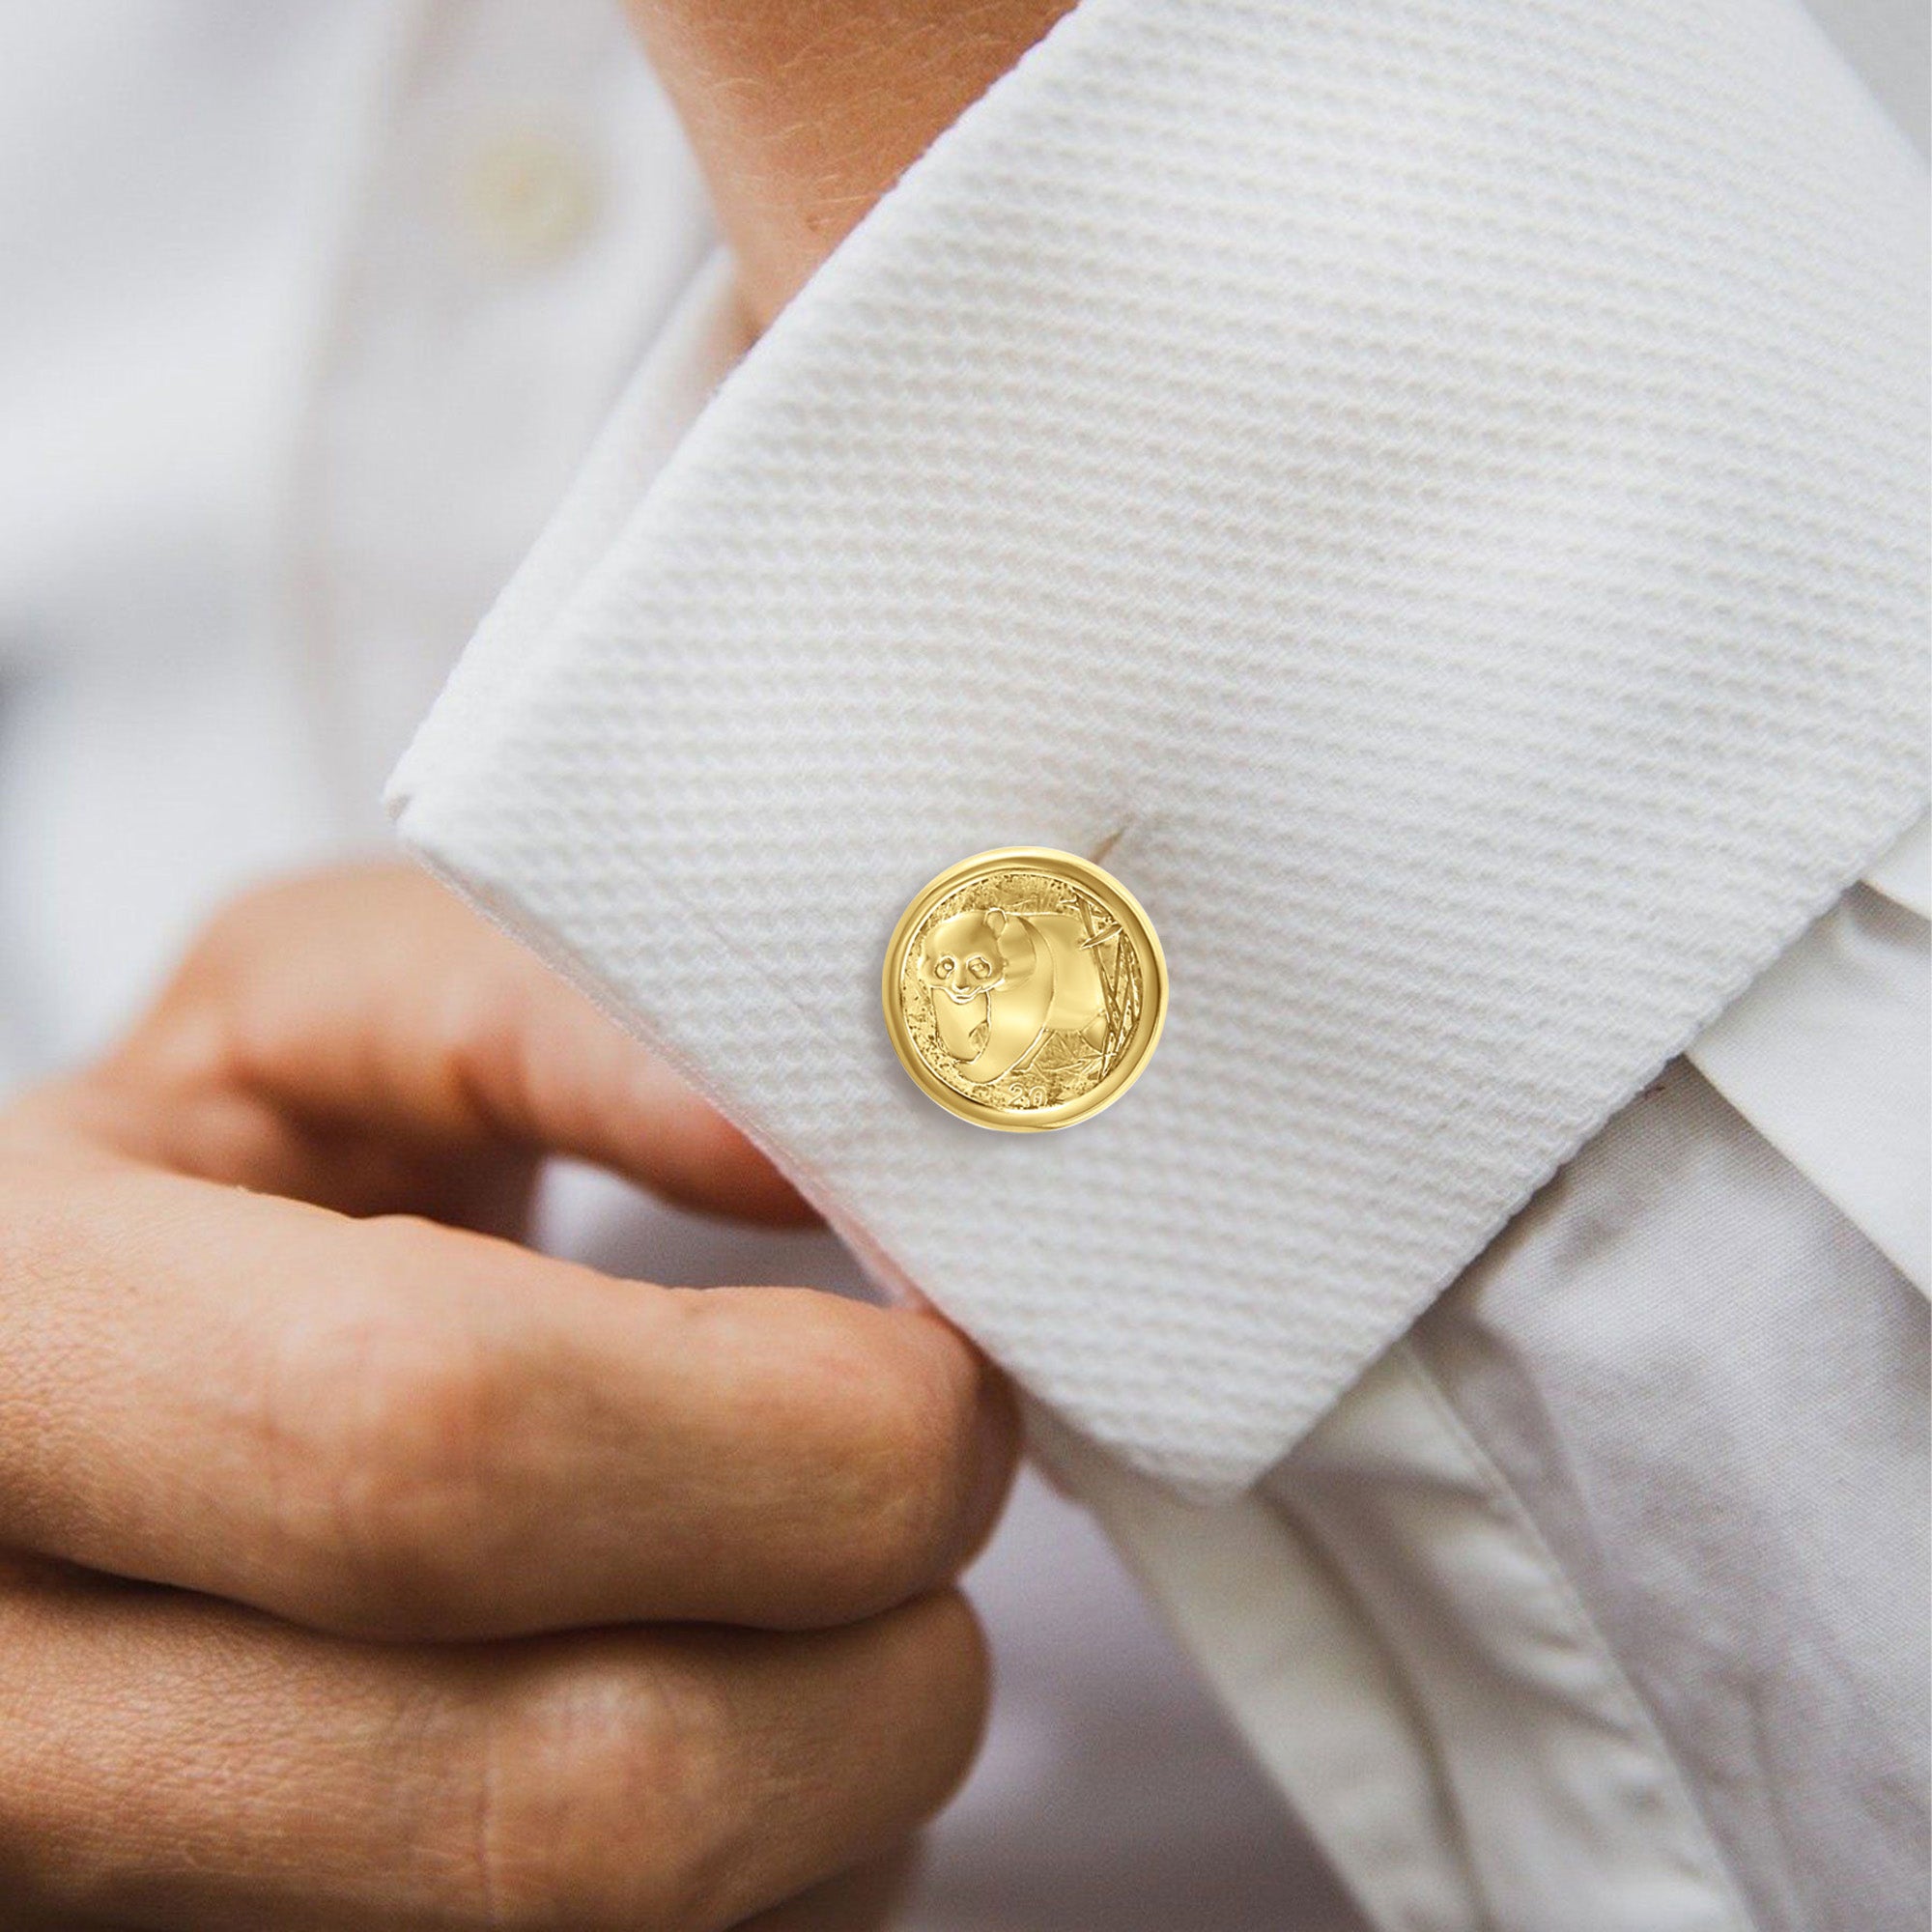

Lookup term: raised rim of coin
[880,846,1168,1132]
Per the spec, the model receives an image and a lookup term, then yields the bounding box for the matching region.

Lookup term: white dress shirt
[389,1,1929,1927]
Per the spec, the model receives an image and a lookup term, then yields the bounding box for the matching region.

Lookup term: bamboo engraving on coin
[882,848,1167,1131]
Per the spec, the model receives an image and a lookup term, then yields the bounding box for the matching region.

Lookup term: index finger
[0,1150,1015,1642]
[99,864,813,1229]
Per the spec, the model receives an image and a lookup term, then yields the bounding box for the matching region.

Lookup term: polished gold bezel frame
[881,846,1168,1132]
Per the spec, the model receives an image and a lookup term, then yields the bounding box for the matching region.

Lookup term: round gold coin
[882,847,1168,1132]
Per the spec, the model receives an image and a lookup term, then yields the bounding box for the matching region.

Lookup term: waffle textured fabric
[393,0,1929,1494]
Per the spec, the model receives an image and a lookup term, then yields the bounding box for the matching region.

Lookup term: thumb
[86,863,813,1228]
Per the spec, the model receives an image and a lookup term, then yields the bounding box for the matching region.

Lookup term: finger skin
[0,1145,1015,1640]
[92,865,813,1230]
[0,1556,987,1932]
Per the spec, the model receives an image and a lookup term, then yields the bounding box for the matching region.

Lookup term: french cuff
[390,0,1928,1496]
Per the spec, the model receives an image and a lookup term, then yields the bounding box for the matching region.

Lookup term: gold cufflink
[882,847,1167,1131]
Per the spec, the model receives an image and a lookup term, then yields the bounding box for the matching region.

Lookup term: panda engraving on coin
[882,849,1167,1131]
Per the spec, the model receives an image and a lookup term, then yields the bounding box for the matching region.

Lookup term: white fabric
[1398,1063,1928,1932]
[1688,882,1929,1288]
[0,0,717,1072]
[0,0,389,1085]
[378,5,1930,1915]
[400,141,1928,1917]
[1866,809,1931,918]
[1037,1406,1488,1932]
[393,0,1929,1492]
[1080,1061,1928,1932]
[1271,1343,1759,1932]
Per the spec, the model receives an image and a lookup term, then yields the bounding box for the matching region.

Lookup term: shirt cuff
[390,0,1928,1494]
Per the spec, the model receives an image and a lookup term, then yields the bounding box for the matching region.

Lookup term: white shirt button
[459,124,600,269]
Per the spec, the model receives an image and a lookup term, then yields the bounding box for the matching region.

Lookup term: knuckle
[265,1244,512,1634]
[812,1322,992,1613]
[417,964,522,1089]
[118,878,312,1086]
[428,1609,990,1932]
[458,1657,726,1932]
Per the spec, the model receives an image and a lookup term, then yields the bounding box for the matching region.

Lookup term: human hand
[0,865,1015,1929]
